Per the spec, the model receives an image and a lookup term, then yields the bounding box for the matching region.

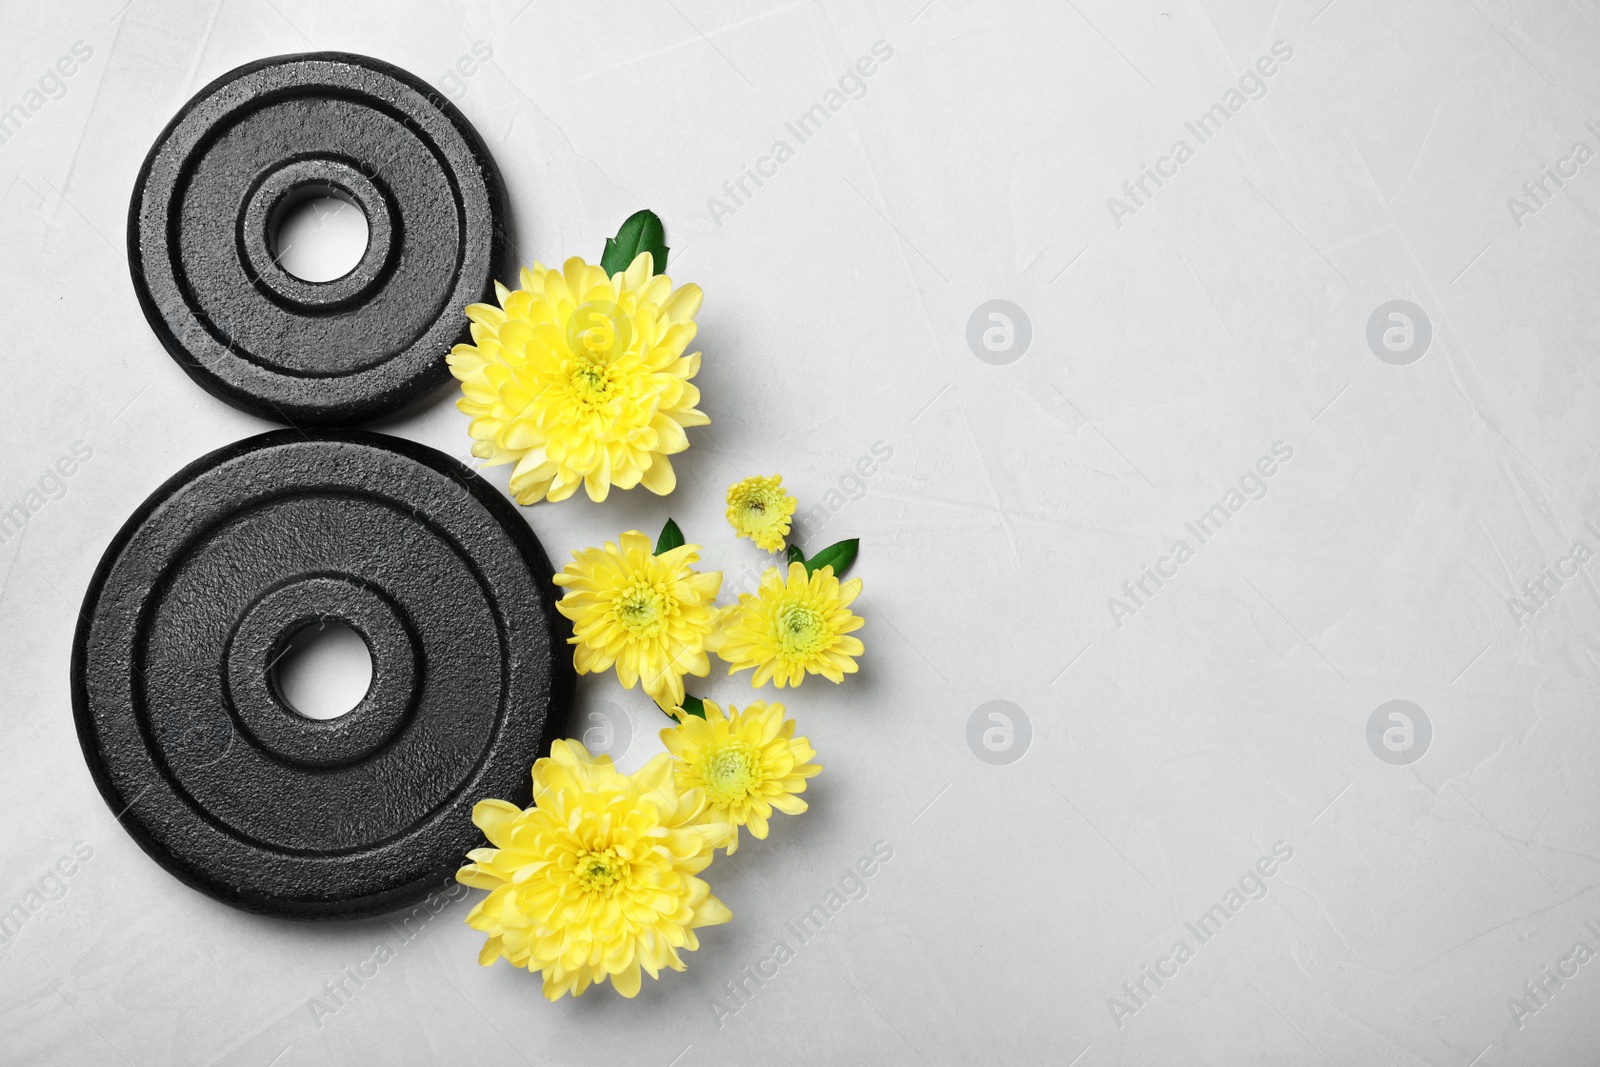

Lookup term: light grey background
[3,0,1599,1063]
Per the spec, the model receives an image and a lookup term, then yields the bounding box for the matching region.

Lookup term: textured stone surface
[71,430,572,918]
[128,52,508,426]
[8,2,1600,1065]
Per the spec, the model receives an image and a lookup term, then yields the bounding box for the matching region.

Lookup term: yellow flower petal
[640,454,676,495]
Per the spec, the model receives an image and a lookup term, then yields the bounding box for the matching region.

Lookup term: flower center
[700,741,758,802]
[776,602,826,655]
[573,847,625,893]
[568,359,614,404]
[736,488,782,528]
[615,581,671,637]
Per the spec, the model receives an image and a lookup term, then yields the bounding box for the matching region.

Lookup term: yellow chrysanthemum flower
[447,252,707,504]
[661,700,821,853]
[553,531,721,711]
[725,474,797,552]
[456,740,733,1000]
[707,562,865,688]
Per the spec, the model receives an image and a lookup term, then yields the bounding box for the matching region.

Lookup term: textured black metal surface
[71,431,572,919]
[128,52,508,426]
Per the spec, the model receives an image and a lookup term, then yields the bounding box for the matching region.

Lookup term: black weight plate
[71,430,573,919]
[128,52,507,426]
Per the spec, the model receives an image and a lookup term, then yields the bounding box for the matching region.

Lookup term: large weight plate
[128,52,507,426]
[71,431,573,919]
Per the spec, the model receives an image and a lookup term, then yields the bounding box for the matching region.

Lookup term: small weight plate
[128,52,508,426]
[71,431,573,919]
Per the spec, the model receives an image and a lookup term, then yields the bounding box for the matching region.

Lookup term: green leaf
[601,209,669,277]
[804,538,859,577]
[678,693,707,720]
[655,518,685,555]
[786,545,805,566]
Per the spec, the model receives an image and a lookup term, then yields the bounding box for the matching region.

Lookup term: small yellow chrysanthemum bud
[725,474,797,553]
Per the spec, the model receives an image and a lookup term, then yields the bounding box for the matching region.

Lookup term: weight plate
[128,52,508,426]
[71,430,573,919]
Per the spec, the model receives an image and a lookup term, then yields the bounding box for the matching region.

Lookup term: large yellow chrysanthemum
[707,562,865,688]
[553,531,721,711]
[725,474,796,552]
[456,740,733,1000]
[447,252,707,504]
[661,700,820,854]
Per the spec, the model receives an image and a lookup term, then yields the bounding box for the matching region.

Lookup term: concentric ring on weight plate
[71,430,573,919]
[127,51,508,426]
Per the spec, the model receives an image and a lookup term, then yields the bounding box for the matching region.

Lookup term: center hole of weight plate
[271,186,370,283]
[271,619,374,721]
